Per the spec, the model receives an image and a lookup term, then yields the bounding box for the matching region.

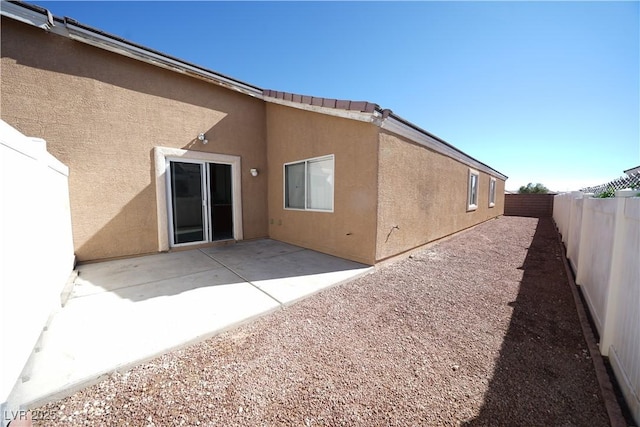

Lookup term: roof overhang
[263,94,384,124]
[0,0,263,98]
[380,113,508,181]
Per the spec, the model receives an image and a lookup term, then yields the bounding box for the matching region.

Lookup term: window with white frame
[489,177,496,207]
[285,155,334,211]
[467,169,479,211]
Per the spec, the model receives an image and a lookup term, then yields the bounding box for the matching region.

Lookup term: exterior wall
[266,104,379,265]
[1,18,268,261]
[376,131,505,261]
[504,193,555,217]
[0,121,74,413]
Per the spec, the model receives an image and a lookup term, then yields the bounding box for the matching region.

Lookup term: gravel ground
[33,216,609,426]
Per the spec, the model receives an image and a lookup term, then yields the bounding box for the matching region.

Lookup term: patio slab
[71,250,224,297]
[199,239,304,267]
[9,239,372,409]
[232,249,374,304]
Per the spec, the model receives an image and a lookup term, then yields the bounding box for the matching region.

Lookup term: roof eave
[1,1,60,30]
[0,1,263,99]
[263,95,383,124]
[381,113,508,181]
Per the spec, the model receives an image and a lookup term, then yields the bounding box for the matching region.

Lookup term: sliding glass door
[209,163,233,241]
[167,160,233,246]
[170,161,205,244]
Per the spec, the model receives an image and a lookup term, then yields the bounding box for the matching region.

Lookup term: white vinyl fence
[0,120,75,425]
[554,191,640,424]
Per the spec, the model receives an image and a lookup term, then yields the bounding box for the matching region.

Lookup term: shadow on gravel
[462,218,610,426]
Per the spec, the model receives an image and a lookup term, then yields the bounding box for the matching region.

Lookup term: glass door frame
[154,147,243,252]
[166,159,209,247]
[165,156,236,248]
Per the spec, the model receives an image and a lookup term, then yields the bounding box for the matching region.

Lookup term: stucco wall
[1,19,268,261]
[376,131,505,261]
[266,104,379,265]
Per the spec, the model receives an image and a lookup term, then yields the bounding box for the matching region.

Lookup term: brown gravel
[33,216,610,426]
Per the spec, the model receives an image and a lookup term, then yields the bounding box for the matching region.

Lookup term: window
[467,169,479,211]
[285,155,334,211]
[489,177,496,207]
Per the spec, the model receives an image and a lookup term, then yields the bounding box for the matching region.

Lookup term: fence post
[564,193,573,237]
[599,189,636,356]
[566,193,591,274]
[562,192,581,243]
[567,193,579,261]
[575,193,592,287]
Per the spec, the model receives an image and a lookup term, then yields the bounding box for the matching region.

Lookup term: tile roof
[262,89,380,114]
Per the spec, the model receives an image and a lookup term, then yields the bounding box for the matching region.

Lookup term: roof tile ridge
[262,89,380,113]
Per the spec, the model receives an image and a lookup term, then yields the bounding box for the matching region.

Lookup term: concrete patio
[9,239,372,409]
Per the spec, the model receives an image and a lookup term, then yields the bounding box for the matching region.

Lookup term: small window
[489,177,496,207]
[467,169,479,211]
[285,155,334,212]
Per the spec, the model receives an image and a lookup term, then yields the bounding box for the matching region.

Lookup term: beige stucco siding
[1,19,268,261]
[266,104,379,265]
[376,131,505,261]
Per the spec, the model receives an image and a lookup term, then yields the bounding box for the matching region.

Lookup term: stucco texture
[376,131,505,261]
[1,19,268,261]
[266,104,379,265]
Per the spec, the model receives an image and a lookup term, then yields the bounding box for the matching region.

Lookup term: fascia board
[0,2,263,99]
[1,1,48,28]
[264,96,382,124]
[381,116,508,181]
[0,0,64,36]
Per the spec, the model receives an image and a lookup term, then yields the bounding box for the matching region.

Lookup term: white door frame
[165,158,208,248]
[154,147,243,251]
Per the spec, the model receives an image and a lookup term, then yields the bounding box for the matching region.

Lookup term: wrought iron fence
[580,171,640,196]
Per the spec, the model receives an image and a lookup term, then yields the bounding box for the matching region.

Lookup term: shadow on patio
[73,239,371,303]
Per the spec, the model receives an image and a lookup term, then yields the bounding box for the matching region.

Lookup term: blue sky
[32,1,639,191]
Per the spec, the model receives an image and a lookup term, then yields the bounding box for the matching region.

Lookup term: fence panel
[575,198,616,334]
[553,192,580,244]
[607,198,640,423]
[0,120,74,419]
[554,191,639,424]
[566,197,584,273]
[504,193,554,217]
